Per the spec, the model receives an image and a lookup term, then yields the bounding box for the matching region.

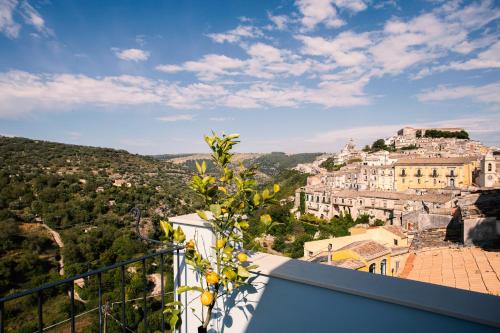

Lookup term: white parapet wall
[170,213,500,333]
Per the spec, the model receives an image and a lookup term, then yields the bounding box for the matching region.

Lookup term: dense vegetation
[246,152,322,176]
[420,129,470,139]
[319,157,345,171]
[0,136,202,332]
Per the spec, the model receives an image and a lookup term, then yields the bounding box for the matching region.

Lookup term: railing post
[0,301,4,333]
[142,258,148,333]
[37,291,43,333]
[120,265,127,333]
[98,272,103,333]
[69,282,75,333]
[160,253,165,333]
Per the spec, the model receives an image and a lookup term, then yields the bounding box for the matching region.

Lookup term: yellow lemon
[224,269,237,281]
[186,239,195,250]
[237,252,248,263]
[216,239,226,249]
[206,271,219,285]
[200,291,213,306]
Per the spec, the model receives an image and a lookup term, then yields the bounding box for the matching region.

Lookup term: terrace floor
[400,247,500,296]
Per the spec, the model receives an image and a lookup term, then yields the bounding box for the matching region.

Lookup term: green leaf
[201,160,207,174]
[173,226,186,243]
[246,264,259,271]
[237,265,250,278]
[196,210,208,221]
[253,193,260,206]
[176,286,204,294]
[160,220,173,238]
[195,161,202,174]
[210,204,221,218]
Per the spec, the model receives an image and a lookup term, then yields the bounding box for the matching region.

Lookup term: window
[450,169,455,177]
[402,178,405,184]
[433,179,437,185]
[488,163,492,172]
[380,259,387,275]
[417,169,422,177]
[432,169,438,177]
[418,178,421,184]
[369,263,376,273]
[401,168,406,176]
[395,261,400,273]
[394,239,398,246]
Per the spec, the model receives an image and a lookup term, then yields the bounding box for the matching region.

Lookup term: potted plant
[162,132,279,332]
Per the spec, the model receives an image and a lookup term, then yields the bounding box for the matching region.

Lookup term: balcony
[446,173,457,177]
[1,213,500,333]
[430,173,439,178]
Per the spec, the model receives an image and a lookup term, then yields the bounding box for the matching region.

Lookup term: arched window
[380,259,387,275]
[488,163,492,172]
[369,263,376,273]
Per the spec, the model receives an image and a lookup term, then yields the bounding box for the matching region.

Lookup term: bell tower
[479,153,496,188]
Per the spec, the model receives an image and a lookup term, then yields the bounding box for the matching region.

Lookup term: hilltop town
[293,127,500,295]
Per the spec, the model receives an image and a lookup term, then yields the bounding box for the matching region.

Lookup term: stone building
[394,157,477,191]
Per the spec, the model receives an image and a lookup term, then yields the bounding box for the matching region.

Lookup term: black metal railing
[0,246,183,333]
[0,209,183,333]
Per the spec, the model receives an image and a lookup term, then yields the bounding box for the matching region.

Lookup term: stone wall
[463,217,500,246]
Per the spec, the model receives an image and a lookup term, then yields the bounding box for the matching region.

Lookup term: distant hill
[156,151,322,178]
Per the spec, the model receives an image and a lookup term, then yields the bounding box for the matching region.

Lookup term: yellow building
[304,226,410,276]
[331,240,391,275]
[394,157,476,191]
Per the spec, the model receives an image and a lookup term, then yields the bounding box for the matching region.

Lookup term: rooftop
[395,157,475,166]
[400,247,500,296]
[338,240,391,261]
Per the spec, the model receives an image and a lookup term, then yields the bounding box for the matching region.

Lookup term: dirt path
[40,223,87,303]
[40,223,65,276]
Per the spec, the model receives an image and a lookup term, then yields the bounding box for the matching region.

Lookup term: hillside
[158,151,322,179]
[0,136,201,289]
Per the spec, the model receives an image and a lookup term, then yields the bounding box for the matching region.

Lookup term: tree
[162,132,278,332]
[371,139,387,151]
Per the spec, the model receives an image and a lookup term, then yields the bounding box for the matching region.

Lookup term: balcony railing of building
[0,246,182,333]
[0,208,183,333]
[446,172,457,177]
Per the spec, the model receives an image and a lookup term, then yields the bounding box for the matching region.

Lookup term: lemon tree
[162,132,279,331]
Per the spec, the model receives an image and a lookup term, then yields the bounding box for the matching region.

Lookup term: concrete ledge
[249,252,500,328]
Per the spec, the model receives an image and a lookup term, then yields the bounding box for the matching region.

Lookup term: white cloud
[267,12,289,30]
[417,82,500,105]
[157,54,245,81]
[0,0,51,38]
[0,0,20,38]
[295,0,367,30]
[296,0,344,30]
[297,32,371,67]
[157,114,194,122]
[113,48,150,62]
[206,25,263,43]
[332,0,367,12]
[19,1,50,35]
[209,116,234,122]
[414,41,500,79]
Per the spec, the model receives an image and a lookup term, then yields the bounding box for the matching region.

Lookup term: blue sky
[0,0,499,154]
